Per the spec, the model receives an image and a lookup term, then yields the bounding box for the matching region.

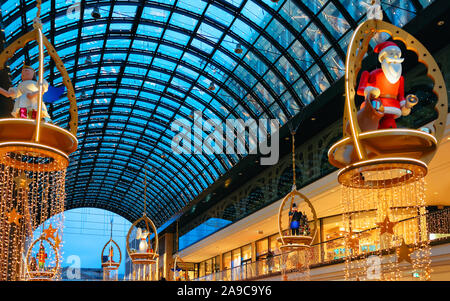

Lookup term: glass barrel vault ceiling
[0,0,432,225]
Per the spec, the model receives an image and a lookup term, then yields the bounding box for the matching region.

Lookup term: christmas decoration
[328,9,447,281]
[277,130,318,281]
[25,225,61,281]
[0,0,77,280]
[126,169,159,281]
[101,219,122,281]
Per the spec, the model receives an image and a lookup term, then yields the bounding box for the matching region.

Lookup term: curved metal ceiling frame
[0,0,424,225]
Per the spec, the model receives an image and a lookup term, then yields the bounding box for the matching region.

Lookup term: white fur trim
[400,100,406,107]
[383,106,401,117]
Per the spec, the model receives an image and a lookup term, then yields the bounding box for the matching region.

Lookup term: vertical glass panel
[289,40,314,70]
[269,233,281,255]
[256,238,269,258]
[266,18,295,48]
[308,64,330,93]
[303,22,331,55]
[265,70,285,95]
[241,0,271,28]
[318,2,351,38]
[255,35,280,63]
[276,56,299,83]
[280,0,310,32]
[241,244,252,262]
[418,0,435,8]
[231,248,241,268]
[338,0,367,22]
[301,0,327,14]
[223,252,232,270]
[382,0,416,27]
[205,4,234,27]
[322,49,345,80]
[293,78,315,105]
[281,91,300,116]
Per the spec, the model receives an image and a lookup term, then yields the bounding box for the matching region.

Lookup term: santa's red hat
[374,41,400,53]
[374,41,401,61]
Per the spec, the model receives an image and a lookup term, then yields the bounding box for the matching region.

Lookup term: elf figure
[0,65,51,121]
[108,245,115,262]
[357,41,418,130]
[36,241,47,271]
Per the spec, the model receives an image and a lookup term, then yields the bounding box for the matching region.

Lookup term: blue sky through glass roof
[0,0,429,230]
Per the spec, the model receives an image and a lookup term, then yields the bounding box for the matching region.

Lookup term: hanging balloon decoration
[0,0,78,280]
[101,219,122,281]
[25,224,61,281]
[126,170,159,281]
[277,130,318,281]
[327,13,447,280]
[172,255,189,281]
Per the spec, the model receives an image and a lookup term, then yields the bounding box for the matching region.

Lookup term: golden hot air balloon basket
[25,236,59,281]
[126,214,159,265]
[101,238,122,270]
[277,190,319,253]
[328,19,447,185]
[0,23,79,170]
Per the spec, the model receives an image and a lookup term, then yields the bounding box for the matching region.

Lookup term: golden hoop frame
[101,238,122,269]
[277,189,318,248]
[25,236,59,280]
[126,214,159,264]
[342,19,447,165]
[0,29,78,136]
[172,255,189,281]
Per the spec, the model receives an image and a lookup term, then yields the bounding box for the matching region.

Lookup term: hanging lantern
[277,131,318,281]
[91,6,101,19]
[101,219,122,281]
[84,56,92,65]
[328,19,447,281]
[126,170,159,281]
[234,43,243,54]
[0,1,78,281]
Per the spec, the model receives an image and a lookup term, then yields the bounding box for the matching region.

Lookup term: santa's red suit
[357,42,406,129]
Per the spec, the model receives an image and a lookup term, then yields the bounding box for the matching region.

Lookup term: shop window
[322,215,346,261]
[231,249,241,268]
[223,251,231,270]
[256,238,268,259]
[241,244,252,263]
[269,233,281,255]
[199,261,205,278]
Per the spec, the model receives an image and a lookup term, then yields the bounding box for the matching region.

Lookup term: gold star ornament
[43,224,57,240]
[14,173,31,191]
[376,215,398,235]
[396,239,413,264]
[6,208,23,226]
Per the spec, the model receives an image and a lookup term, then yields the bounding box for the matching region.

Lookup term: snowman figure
[0,65,51,121]
[136,228,150,253]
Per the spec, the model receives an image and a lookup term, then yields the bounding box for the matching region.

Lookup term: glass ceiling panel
[0,0,430,225]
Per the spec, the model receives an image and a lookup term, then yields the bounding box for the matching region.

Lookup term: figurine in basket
[356,41,418,131]
[36,241,48,271]
[0,65,51,121]
[136,227,152,253]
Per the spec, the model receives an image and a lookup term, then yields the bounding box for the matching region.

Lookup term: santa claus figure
[357,41,418,130]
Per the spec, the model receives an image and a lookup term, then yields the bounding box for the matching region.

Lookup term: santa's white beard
[381,61,402,84]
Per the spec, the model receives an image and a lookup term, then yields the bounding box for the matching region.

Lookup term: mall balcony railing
[193,208,450,281]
